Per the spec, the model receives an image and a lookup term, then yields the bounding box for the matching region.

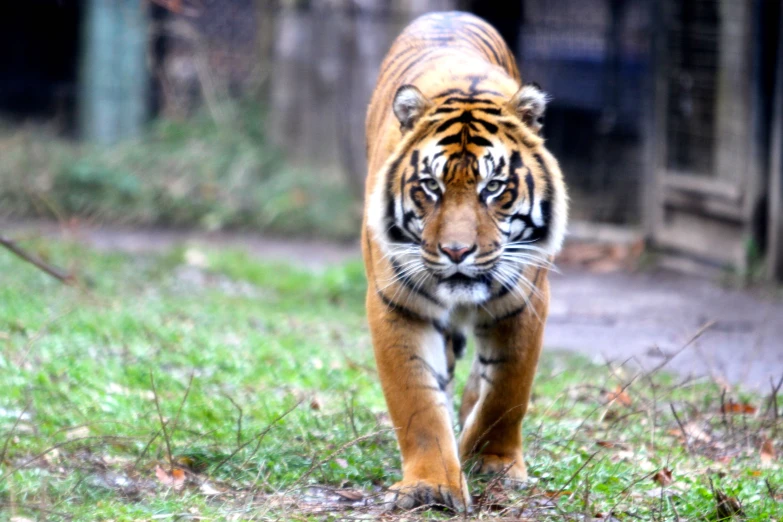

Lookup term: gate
[648,0,768,272]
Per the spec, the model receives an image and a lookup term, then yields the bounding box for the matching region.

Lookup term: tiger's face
[369,83,566,306]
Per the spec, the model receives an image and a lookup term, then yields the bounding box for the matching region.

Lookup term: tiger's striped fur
[361,12,568,511]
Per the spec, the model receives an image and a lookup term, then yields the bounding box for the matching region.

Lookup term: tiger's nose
[439,243,476,264]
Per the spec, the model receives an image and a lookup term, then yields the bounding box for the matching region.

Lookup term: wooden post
[767,4,783,281]
[80,0,148,144]
[643,0,666,240]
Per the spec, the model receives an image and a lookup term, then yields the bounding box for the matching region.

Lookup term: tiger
[361,11,568,511]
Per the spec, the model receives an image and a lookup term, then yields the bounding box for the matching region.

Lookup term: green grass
[0,239,781,520]
[0,103,359,239]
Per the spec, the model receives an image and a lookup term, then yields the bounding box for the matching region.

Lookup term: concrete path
[546,269,782,391]
[4,222,782,390]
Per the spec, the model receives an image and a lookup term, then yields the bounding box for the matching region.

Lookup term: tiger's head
[368,82,568,306]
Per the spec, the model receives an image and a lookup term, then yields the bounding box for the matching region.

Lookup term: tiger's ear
[393,85,432,132]
[508,83,549,135]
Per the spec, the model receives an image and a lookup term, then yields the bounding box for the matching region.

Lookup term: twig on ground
[476,460,515,513]
[0,502,71,519]
[223,393,244,450]
[214,399,303,472]
[767,375,783,425]
[0,234,75,284]
[669,403,693,455]
[17,305,78,368]
[0,401,30,466]
[648,321,715,377]
[582,475,592,521]
[286,428,394,494]
[344,392,359,439]
[552,451,600,500]
[167,372,195,444]
[134,428,163,470]
[765,478,777,500]
[0,435,137,484]
[150,371,175,469]
[720,388,734,440]
[605,470,658,519]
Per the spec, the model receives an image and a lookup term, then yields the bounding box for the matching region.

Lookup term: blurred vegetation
[0,102,359,239]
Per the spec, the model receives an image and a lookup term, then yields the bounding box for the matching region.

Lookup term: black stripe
[437,133,462,146]
[440,96,496,105]
[474,107,502,116]
[376,289,431,323]
[469,135,492,147]
[478,268,543,328]
[378,45,418,80]
[473,118,498,134]
[463,24,503,65]
[409,355,449,391]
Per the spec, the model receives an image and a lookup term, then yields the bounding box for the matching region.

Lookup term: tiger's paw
[385,478,471,512]
[468,453,528,483]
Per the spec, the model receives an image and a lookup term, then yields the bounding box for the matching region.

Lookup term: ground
[1,225,782,520]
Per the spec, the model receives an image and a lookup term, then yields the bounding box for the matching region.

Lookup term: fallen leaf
[721,401,757,415]
[668,422,711,443]
[596,440,631,450]
[543,489,572,498]
[653,468,673,486]
[714,489,743,519]
[335,489,364,501]
[761,438,776,468]
[603,385,632,407]
[155,465,186,489]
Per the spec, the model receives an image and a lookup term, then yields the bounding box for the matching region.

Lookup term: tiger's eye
[423,178,440,192]
[485,180,503,194]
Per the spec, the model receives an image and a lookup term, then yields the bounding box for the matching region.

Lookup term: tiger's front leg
[366,291,470,511]
[458,279,549,481]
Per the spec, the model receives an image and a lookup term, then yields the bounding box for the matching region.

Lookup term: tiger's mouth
[437,271,492,286]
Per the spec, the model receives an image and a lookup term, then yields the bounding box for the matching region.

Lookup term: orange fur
[362,12,568,511]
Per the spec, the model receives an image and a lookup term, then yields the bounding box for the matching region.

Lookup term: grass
[0,237,781,520]
[0,103,359,239]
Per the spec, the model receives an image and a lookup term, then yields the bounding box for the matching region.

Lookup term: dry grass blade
[670,403,693,455]
[0,402,30,466]
[552,451,600,501]
[0,435,138,484]
[149,371,175,470]
[648,320,716,377]
[285,428,394,495]
[213,399,303,472]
